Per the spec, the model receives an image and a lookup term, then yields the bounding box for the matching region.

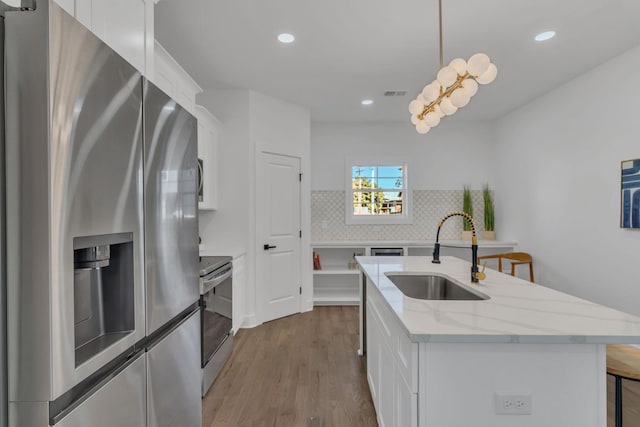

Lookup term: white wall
[197,90,251,252]
[250,92,311,156]
[197,90,312,327]
[495,44,640,316]
[310,121,498,241]
[197,90,255,324]
[249,91,313,318]
[311,121,496,191]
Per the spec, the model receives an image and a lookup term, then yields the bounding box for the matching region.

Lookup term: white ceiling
[155,0,640,123]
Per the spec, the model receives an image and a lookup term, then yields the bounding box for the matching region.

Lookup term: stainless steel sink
[385,273,490,300]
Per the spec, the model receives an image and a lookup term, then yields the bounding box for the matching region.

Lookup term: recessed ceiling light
[361,99,374,106]
[535,31,556,42]
[277,33,295,44]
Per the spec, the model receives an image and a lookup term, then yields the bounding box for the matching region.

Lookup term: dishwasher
[370,247,404,256]
[361,247,405,359]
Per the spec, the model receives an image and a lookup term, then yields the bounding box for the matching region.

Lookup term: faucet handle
[475,262,487,281]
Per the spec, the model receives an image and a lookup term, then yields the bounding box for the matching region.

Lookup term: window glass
[346,163,411,224]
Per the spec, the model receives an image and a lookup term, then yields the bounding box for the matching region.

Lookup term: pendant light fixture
[408,0,497,134]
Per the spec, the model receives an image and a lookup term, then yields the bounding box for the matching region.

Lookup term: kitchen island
[358,255,640,427]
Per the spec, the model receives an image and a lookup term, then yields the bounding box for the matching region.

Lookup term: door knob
[263,244,277,250]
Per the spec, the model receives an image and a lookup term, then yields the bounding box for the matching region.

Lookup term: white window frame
[345,158,413,225]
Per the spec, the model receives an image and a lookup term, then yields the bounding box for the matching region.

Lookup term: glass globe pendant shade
[450,88,470,108]
[422,82,441,103]
[408,99,424,115]
[410,0,497,135]
[467,53,490,77]
[424,111,441,127]
[476,63,498,84]
[461,78,478,97]
[437,66,457,87]
[416,121,431,134]
[439,97,458,116]
[449,58,467,75]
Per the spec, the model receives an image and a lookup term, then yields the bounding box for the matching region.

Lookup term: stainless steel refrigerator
[142,79,201,427]
[5,1,147,425]
[2,2,200,426]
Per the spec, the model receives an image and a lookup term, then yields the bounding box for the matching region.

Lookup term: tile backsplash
[311,190,486,241]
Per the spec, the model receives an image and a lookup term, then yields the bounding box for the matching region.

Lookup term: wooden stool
[607,344,640,427]
[477,252,535,282]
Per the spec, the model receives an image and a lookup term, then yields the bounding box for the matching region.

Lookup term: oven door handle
[202,266,232,294]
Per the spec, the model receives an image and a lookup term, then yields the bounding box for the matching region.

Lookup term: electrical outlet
[495,392,532,415]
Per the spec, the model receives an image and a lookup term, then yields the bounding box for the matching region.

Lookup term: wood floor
[202,306,378,427]
[202,305,639,426]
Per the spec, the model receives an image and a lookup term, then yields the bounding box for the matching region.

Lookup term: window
[345,161,412,224]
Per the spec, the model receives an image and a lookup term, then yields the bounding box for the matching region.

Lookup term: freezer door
[55,353,146,427]
[143,81,199,334]
[147,310,201,427]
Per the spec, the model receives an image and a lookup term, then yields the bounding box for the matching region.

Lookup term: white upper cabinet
[51,1,201,114]
[195,105,220,211]
[52,0,154,76]
[153,40,202,116]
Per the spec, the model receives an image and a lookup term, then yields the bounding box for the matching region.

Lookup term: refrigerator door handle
[197,159,204,200]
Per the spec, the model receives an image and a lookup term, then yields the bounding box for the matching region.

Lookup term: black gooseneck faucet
[432,211,485,283]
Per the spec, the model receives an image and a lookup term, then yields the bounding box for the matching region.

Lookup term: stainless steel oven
[199,256,233,396]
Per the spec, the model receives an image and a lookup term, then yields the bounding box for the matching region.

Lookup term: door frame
[254,144,310,325]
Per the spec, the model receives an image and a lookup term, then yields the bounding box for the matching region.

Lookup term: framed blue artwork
[621,159,640,228]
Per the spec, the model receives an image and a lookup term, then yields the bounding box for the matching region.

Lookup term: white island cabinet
[359,256,640,427]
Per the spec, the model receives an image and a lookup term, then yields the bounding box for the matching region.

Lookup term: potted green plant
[483,184,495,240]
[461,186,473,240]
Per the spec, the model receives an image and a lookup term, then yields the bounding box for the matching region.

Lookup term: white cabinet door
[395,361,418,427]
[367,286,393,427]
[368,281,419,427]
[51,0,152,76]
[232,254,245,333]
[78,0,147,73]
[366,303,380,408]
[378,335,395,427]
[196,106,219,211]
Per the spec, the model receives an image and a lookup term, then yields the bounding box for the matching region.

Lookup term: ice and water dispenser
[73,233,135,367]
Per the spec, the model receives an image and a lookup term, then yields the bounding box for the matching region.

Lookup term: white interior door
[257,152,301,323]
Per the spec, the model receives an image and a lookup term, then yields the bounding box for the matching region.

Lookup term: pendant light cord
[438,0,444,68]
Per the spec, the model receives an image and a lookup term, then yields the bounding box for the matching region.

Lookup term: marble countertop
[358,255,640,344]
